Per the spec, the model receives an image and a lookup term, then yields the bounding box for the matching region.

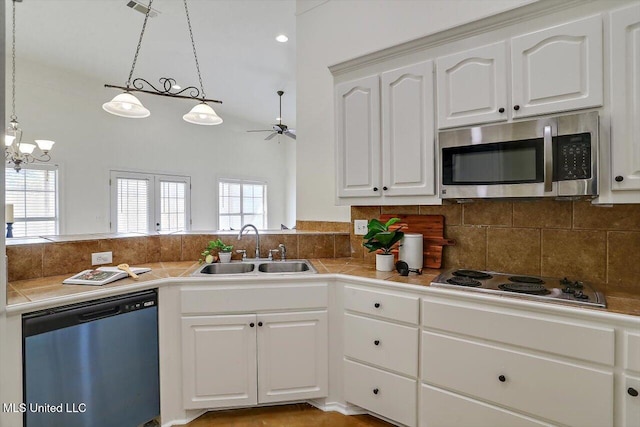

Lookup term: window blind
[116,178,149,233]
[159,180,186,232]
[219,180,267,229]
[5,166,58,237]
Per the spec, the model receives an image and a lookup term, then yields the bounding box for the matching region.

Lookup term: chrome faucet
[278,243,287,261]
[237,224,260,259]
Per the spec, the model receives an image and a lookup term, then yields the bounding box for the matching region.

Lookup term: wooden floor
[178,403,394,426]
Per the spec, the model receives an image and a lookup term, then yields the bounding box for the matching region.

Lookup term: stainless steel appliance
[431,269,605,308]
[22,290,159,427]
[439,111,598,199]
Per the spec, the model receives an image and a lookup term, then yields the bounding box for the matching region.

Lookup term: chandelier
[103,0,223,125]
[5,0,55,173]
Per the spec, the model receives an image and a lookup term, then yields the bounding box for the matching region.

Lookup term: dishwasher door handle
[78,305,122,322]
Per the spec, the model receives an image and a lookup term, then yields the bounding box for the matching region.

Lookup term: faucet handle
[236,249,247,260]
[278,243,287,261]
[268,249,279,261]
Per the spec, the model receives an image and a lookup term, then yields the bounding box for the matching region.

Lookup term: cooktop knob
[560,277,572,286]
[562,287,575,294]
[573,281,584,289]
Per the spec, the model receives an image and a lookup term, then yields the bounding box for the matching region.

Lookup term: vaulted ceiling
[7,0,297,128]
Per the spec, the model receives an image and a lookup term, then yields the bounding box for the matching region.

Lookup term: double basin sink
[191,259,317,276]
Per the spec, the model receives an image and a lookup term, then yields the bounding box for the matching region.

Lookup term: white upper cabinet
[335,61,436,200]
[610,3,640,191]
[381,60,435,196]
[335,75,381,198]
[511,15,603,118]
[436,41,508,128]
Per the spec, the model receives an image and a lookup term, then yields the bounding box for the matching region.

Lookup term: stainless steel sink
[191,259,316,276]
[258,261,312,273]
[197,263,255,275]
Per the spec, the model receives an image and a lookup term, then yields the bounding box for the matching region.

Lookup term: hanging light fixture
[5,0,56,173]
[103,0,223,125]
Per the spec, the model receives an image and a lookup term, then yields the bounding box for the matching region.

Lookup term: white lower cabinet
[182,310,328,410]
[345,360,417,427]
[420,384,554,427]
[623,374,640,427]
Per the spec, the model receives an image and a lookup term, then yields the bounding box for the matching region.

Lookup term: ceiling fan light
[102,92,150,118]
[183,103,223,125]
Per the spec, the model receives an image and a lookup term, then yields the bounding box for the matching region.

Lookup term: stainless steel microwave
[439,112,598,200]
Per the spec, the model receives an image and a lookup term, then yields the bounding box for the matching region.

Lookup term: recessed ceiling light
[172,84,181,90]
[276,117,282,121]
[275,34,288,43]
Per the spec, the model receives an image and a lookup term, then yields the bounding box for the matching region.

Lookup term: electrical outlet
[354,220,368,235]
[91,251,113,265]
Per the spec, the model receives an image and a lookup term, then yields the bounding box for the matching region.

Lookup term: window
[5,165,59,237]
[110,171,190,233]
[219,179,267,229]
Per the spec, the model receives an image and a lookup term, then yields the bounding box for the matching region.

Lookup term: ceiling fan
[247,91,296,140]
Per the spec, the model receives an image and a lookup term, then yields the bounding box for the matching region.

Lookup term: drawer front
[422,299,614,366]
[181,283,328,314]
[344,285,419,324]
[625,332,640,372]
[421,331,613,427]
[344,313,418,377]
[344,359,417,427]
[420,384,554,427]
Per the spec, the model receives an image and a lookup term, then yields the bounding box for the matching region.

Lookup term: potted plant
[363,218,404,271]
[200,239,234,264]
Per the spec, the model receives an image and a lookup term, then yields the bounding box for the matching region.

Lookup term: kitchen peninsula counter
[6,258,640,317]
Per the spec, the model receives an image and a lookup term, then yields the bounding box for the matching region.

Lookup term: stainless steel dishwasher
[22,290,159,427]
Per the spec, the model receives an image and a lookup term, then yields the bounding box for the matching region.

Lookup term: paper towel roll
[399,233,423,269]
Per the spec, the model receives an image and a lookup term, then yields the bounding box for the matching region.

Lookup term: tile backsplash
[6,231,350,282]
[350,200,640,298]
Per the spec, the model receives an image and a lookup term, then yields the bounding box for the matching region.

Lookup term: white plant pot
[376,253,395,272]
[219,252,232,263]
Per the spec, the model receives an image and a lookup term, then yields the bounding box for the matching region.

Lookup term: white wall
[11,58,295,234]
[295,0,534,222]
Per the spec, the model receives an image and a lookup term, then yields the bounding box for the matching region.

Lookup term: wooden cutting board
[379,214,455,269]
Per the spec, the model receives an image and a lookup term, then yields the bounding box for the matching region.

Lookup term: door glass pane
[159,181,186,232]
[117,178,148,233]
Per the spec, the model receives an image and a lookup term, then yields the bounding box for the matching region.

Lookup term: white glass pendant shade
[183,102,223,125]
[35,139,55,152]
[5,134,15,146]
[102,92,150,118]
[18,142,36,154]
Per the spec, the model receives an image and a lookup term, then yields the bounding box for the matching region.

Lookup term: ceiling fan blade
[283,130,296,140]
[265,132,277,140]
[247,130,273,132]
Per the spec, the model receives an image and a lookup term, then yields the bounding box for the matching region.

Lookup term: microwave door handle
[544,125,553,193]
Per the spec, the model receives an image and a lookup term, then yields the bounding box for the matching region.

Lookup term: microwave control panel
[555,133,591,180]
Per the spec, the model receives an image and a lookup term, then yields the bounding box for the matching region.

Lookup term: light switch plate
[91,251,113,265]
[354,220,368,235]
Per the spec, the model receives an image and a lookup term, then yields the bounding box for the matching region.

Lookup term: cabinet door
[182,315,257,409]
[511,15,603,118]
[257,311,328,403]
[436,41,508,128]
[610,4,640,191]
[381,60,435,196]
[623,375,640,427]
[335,75,381,198]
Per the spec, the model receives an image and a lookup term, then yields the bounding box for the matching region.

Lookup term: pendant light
[5,0,56,172]
[103,0,222,125]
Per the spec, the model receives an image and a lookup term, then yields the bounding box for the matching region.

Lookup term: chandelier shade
[102,92,151,118]
[183,103,223,125]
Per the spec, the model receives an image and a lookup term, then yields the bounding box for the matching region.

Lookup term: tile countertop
[6,259,640,317]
